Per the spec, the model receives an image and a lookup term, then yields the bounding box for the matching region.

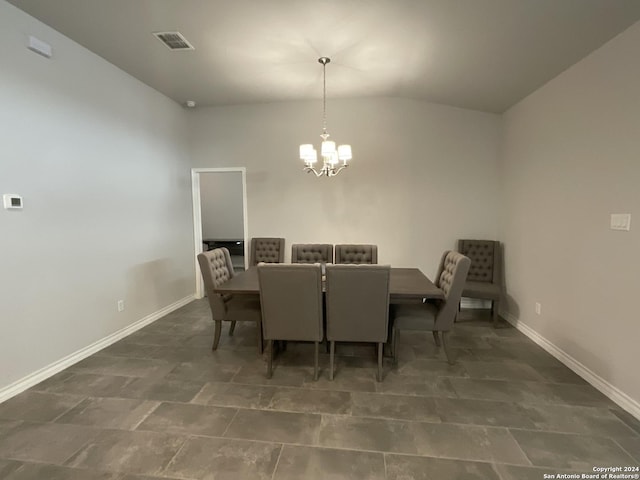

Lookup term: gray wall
[501,22,640,410]
[200,171,244,240]
[187,97,503,276]
[0,2,195,391]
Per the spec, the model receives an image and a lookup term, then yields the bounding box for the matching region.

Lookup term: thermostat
[3,194,23,209]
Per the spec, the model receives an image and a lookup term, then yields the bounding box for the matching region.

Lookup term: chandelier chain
[322,60,327,135]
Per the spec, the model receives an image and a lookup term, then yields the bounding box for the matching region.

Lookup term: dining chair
[325,264,391,381]
[197,248,263,353]
[334,244,378,264]
[249,237,285,265]
[258,263,324,380]
[291,243,333,264]
[391,250,470,365]
[457,239,503,327]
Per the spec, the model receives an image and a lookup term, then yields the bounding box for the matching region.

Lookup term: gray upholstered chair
[197,248,263,353]
[334,244,378,264]
[291,244,333,264]
[325,264,391,381]
[391,250,470,365]
[457,239,502,327]
[258,263,324,380]
[249,237,285,266]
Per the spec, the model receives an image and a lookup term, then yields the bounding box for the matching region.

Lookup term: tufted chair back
[457,240,500,283]
[334,244,378,264]
[291,244,333,264]
[434,250,471,330]
[250,237,285,266]
[197,248,235,319]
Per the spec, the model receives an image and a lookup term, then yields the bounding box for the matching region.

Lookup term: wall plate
[3,194,23,209]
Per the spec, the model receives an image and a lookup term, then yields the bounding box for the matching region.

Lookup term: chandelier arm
[304,166,326,177]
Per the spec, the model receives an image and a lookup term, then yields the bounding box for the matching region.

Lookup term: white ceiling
[7,0,640,113]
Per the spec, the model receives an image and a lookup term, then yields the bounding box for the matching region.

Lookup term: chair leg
[257,322,263,355]
[228,321,236,336]
[314,341,319,381]
[329,341,335,380]
[442,332,455,365]
[211,320,222,351]
[492,300,500,328]
[267,340,274,378]
[392,328,398,365]
[377,342,383,382]
[432,331,441,347]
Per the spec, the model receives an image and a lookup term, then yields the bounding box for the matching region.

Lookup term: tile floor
[0,301,638,479]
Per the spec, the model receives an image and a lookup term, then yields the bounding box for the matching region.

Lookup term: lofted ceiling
[7,0,640,113]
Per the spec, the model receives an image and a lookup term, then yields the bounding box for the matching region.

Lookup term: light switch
[610,213,631,231]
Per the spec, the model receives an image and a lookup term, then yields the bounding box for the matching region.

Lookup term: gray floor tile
[0,421,99,464]
[376,372,458,398]
[351,392,439,422]
[460,360,546,382]
[69,355,175,379]
[55,397,159,430]
[305,367,378,392]
[385,453,501,480]
[32,373,137,398]
[318,415,418,454]
[492,463,577,480]
[615,436,640,463]
[273,445,385,480]
[449,378,569,405]
[0,459,23,479]
[65,429,186,476]
[98,343,161,359]
[542,382,616,408]
[191,382,276,408]
[411,423,531,464]
[2,302,631,480]
[434,397,536,429]
[0,391,84,422]
[232,365,312,387]
[531,365,588,385]
[224,409,321,444]
[509,429,637,469]
[119,331,188,347]
[163,436,281,480]
[4,463,118,480]
[121,376,206,403]
[164,360,239,383]
[268,388,352,415]
[136,402,236,436]
[0,419,22,436]
[520,403,639,438]
[610,408,640,435]
[396,358,469,377]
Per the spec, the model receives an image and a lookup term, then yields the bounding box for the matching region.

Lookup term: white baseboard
[504,312,640,421]
[0,294,195,404]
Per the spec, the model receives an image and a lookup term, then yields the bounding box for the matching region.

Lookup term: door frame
[191,167,248,299]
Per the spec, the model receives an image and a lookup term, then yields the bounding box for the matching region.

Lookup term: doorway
[191,167,248,299]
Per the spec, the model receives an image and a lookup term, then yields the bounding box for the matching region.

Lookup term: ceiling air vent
[153,31,194,51]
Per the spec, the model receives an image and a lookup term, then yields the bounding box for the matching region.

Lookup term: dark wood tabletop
[214,266,444,302]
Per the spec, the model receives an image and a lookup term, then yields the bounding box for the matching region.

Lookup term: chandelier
[299,57,352,177]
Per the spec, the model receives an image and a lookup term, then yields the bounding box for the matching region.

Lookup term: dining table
[214,266,444,303]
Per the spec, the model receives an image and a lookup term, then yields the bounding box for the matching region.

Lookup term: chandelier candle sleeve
[299,57,352,177]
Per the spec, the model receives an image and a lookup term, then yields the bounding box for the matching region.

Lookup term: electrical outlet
[535,302,541,315]
[117,300,125,312]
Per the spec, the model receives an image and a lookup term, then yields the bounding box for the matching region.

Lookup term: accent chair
[197,248,263,353]
[391,250,470,365]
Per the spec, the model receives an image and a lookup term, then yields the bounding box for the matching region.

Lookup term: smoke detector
[153,31,194,51]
